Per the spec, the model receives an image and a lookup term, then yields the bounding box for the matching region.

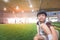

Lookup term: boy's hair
[37,11,47,17]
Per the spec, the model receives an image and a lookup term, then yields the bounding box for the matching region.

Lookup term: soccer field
[0,23,60,40]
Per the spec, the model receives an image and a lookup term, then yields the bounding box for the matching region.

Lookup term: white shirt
[37,21,47,35]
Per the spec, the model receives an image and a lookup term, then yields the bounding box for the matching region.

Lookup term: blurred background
[0,0,60,24]
[0,0,60,40]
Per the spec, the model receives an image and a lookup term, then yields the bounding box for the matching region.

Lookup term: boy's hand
[37,34,44,40]
[38,35,44,40]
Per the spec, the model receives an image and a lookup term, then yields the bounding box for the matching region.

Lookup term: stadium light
[28,0,33,8]
[3,0,9,3]
[32,9,34,12]
[30,4,32,8]
[16,6,19,10]
[3,7,7,11]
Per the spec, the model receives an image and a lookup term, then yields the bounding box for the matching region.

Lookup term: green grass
[0,24,37,40]
[0,23,60,40]
[52,22,60,28]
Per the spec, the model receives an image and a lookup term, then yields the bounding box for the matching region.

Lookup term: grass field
[0,22,60,40]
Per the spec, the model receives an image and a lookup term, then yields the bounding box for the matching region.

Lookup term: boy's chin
[40,21,44,22]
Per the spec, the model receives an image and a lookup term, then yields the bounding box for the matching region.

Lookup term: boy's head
[37,11,47,22]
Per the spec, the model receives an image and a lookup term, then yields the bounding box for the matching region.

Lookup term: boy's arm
[40,23,52,40]
[50,26,58,40]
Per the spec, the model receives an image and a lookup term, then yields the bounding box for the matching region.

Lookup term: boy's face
[37,13,46,22]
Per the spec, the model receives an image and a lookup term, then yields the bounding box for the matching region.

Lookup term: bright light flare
[3,0,9,3]
[7,18,16,24]
[7,17,37,24]
[30,4,32,8]
[32,9,34,12]
[3,7,7,11]
[16,6,19,10]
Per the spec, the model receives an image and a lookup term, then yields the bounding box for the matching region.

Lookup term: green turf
[0,24,37,40]
[0,23,60,40]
